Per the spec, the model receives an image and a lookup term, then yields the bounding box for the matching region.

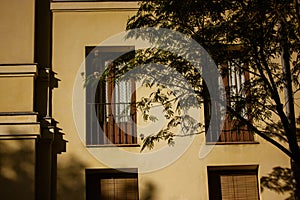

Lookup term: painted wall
[0,65,38,200]
[0,0,35,64]
[0,1,37,199]
[0,139,36,199]
[52,2,291,200]
[0,65,36,112]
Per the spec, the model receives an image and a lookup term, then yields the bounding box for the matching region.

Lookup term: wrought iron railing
[86,102,137,145]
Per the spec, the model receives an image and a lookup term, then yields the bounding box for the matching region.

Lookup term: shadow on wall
[57,158,158,200]
[99,179,158,200]
[0,129,85,200]
[57,155,87,200]
[141,181,157,200]
[0,138,35,199]
[261,166,293,200]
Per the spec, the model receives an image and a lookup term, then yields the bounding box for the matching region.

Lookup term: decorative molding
[51,1,139,12]
[0,64,37,75]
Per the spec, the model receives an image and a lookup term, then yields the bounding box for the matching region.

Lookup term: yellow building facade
[0,0,66,199]
[0,0,295,200]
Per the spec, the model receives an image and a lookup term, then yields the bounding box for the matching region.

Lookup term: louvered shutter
[220,174,259,200]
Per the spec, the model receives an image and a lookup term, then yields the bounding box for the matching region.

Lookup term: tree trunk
[281,20,300,200]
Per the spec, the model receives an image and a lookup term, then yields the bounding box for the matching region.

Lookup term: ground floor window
[207,166,259,200]
[86,168,139,200]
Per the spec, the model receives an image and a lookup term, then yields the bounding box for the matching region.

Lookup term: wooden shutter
[220,174,259,200]
[208,166,259,200]
[222,61,253,142]
[86,168,139,200]
[101,178,138,200]
[104,62,136,145]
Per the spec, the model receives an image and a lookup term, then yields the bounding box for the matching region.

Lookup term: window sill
[87,144,140,148]
[206,141,259,145]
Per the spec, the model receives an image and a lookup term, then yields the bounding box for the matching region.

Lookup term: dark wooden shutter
[208,167,259,200]
[100,178,138,200]
[220,174,259,200]
[86,169,139,200]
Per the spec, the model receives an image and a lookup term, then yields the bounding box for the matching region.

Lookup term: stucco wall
[0,139,36,200]
[0,0,35,64]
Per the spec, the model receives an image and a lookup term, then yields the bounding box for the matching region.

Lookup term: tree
[86,0,300,198]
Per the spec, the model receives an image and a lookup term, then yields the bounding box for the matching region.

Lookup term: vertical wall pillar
[36,128,53,200]
[34,1,61,199]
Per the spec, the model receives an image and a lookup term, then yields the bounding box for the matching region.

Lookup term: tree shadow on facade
[141,181,157,200]
[0,129,82,200]
[261,166,293,200]
[58,162,158,200]
[0,138,35,199]
[57,156,87,200]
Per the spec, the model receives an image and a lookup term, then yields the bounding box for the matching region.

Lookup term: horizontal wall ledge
[0,64,37,74]
[0,123,40,136]
[51,1,139,12]
[87,144,140,148]
[0,112,38,116]
[206,141,260,145]
[0,136,39,140]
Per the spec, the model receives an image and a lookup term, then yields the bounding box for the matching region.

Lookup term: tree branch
[226,106,295,162]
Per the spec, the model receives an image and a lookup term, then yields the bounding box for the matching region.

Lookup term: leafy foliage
[84,0,300,152]
[124,0,300,151]
[123,0,300,198]
[85,0,300,194]
[84,0,300,196]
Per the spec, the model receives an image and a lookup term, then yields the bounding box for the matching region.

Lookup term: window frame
[207,165,260,200]
[85,46,138,146]
[205,58,255,144]
[86,168,139,200]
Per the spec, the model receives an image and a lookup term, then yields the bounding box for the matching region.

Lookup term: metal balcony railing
[86,102,137,145]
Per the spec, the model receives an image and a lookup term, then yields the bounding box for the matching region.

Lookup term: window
[86,46,137,146]
[86,168,139,200]
[205,59,254,143]
[208,166,259,200]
